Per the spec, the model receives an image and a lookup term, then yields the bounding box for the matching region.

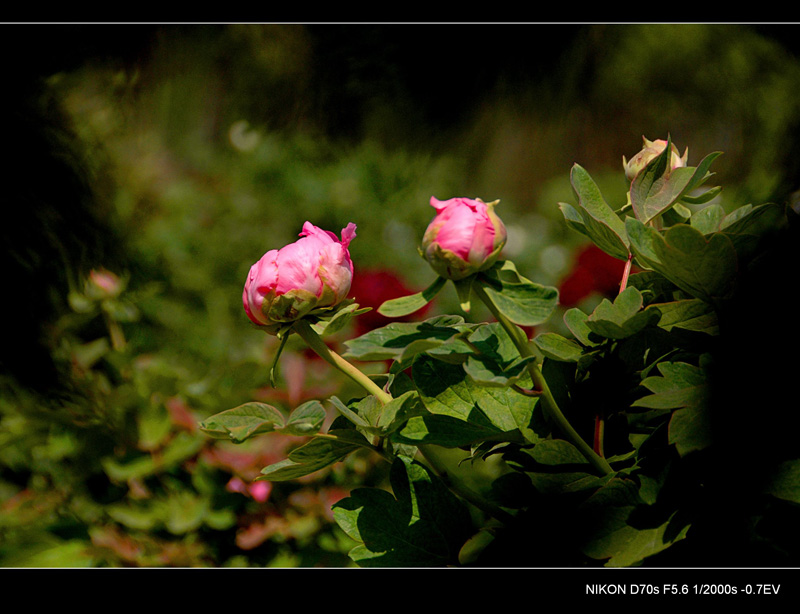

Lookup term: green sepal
[630,135,722,224]
[310,299,372,337]
[453,276,473,312]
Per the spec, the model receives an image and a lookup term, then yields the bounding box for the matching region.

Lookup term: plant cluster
[201,136,800,567]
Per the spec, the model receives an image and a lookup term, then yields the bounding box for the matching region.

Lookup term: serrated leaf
[198,402,285,443]
[332,456,474,567]
[377,276,447,318]
[632,361,711,456]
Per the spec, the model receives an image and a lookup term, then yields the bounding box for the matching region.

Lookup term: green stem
[472,283,613,476]
[293,319,392,405]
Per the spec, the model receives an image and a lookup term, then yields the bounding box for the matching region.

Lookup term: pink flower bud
[623,136,688,182]
[243,221,357,329]
[86,268,123,299]
[421,196,507,280]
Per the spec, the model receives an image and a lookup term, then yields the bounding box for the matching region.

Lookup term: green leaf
[632,361,711,456]
[198,402,285,443]
[561,164,630,260]
[626,218,738,306]
[332,456,474,567]
[720,202,788,263]
[412,355,540,444]
[376,390,429,434]
[392,414,522,447]
[764,460,800,504]
[690,203,727,234]
[533,333,585,362]
[576,477,690,567]
[563,307,600,347]
[524,439,608,494]
[645,298,719,335]
[284,400,327,436]
[462,322,537,386]
[586,287,660,339]
[376,276,447,318]
[257,429,371,482]
[328,395,371,429]
[343,315,469,362]
[581,503,690,567]
[477,273,559,328]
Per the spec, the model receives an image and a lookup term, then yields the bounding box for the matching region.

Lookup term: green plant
[201,135,798,567]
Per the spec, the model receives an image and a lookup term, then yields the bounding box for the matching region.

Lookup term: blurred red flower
[559,244,629,306]
[349,269,432,335]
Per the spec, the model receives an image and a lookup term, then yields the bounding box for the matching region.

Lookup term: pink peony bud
[623,136,688,182]
[421,196,508,280]
[243,221,357,329]
[86,268,123,300]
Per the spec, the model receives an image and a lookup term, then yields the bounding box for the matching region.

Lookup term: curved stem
[293,319,392,405]
[472,283,613,476]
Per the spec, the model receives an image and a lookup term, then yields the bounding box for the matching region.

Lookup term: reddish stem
[593,414,605,457]
[618,252,634,294]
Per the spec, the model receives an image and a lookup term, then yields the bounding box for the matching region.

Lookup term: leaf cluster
[200,137,800,567]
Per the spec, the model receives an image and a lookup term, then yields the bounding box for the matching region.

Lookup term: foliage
[202,135,800,567]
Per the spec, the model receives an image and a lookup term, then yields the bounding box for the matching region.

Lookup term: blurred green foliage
[2,23,799,567]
